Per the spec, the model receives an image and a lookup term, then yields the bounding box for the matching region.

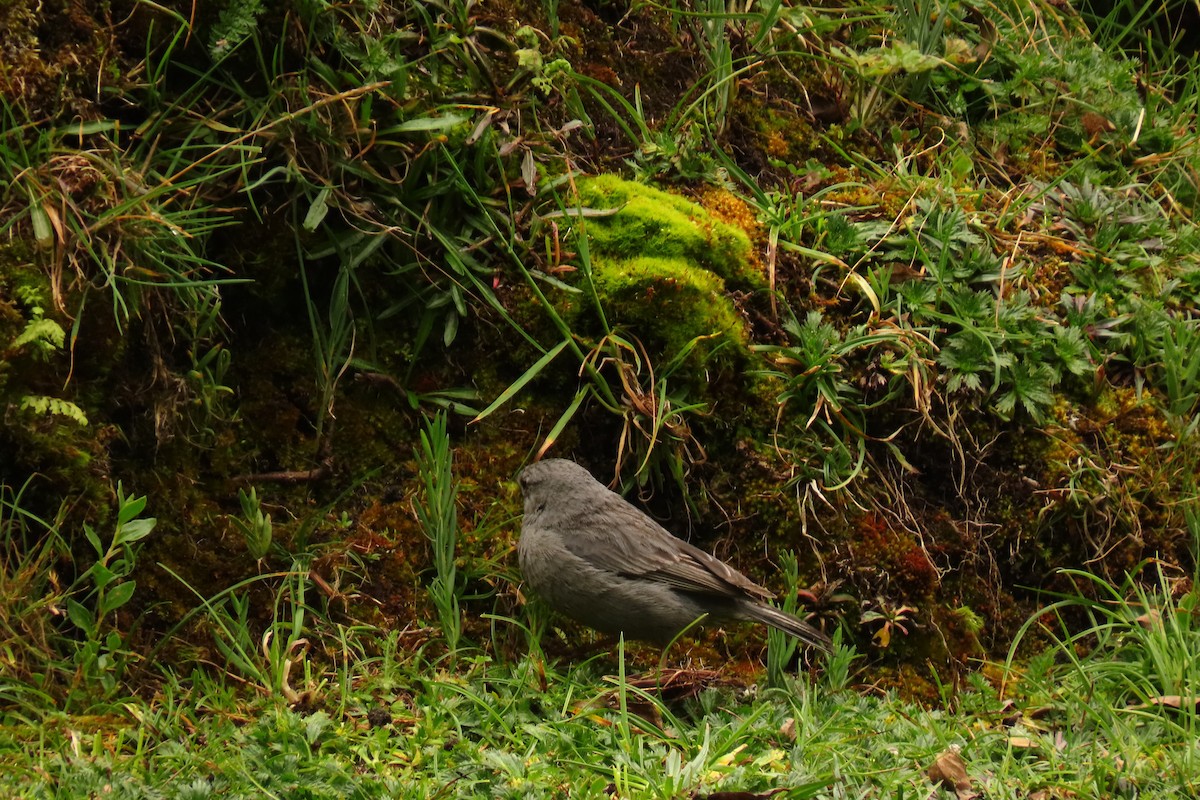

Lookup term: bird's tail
[741,602,833,654]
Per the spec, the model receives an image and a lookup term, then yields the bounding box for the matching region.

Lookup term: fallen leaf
[779,717,797,741]
[1133,609,1162,628]
[927,747,978,799]
[1132,695,1200,713]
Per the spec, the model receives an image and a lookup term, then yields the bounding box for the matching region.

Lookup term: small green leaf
[442,310,459,347]
[54,119,119,137]
[238,487,259,518]
[67,599,96,636]
[83,524,103,557]
[100,581,136,616]
[29,204,54,250]
[91,563,117,591]
[117,493,148,525]
[117,517,157,545]
[393,112,469,133]
[529,270,582,294]
[303,186,332,232]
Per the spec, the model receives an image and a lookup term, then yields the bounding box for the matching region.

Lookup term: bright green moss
[575,175,762,289]
[589,255,746,369]
[564,176,763,376]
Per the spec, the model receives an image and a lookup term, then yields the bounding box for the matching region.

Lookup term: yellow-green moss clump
[569,176,762,376]
[590,256,746,364]
[575,175,763,288]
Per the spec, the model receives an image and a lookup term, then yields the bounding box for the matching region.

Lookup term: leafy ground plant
[65,485,157,701]
[415,411,464,655]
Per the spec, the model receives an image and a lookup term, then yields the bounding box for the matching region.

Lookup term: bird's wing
[562,496,774,602]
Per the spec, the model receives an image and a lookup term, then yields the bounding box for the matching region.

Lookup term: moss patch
[575,175,762,289]
[589,255,746,369]
[565,176,766,377]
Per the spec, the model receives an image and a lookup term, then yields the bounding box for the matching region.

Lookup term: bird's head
[517,458,597,512]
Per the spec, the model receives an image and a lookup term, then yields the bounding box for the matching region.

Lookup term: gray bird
[518,458,831,652]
